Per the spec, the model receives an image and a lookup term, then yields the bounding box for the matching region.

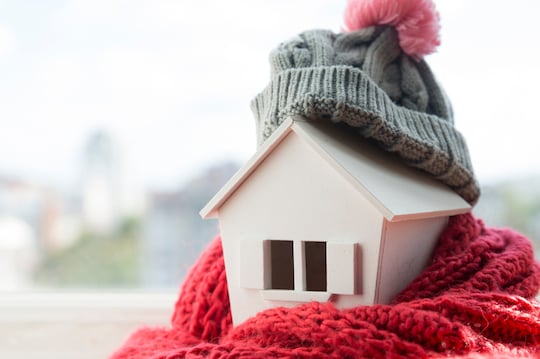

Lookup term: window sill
[261,289,332,302]
[0,291,177,359]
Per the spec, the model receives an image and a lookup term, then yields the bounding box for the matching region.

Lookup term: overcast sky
[0,0,539,192]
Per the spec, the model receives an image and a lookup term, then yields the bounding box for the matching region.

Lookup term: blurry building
[0,178,66,289]
[140,162,238,288]
[81,131,122,235]
[0,215,37,289]
[80,130,145,236]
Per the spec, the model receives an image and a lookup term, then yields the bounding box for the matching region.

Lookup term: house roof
[200,116,470,221]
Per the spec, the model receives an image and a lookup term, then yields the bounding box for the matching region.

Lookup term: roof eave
[199,118,295,219]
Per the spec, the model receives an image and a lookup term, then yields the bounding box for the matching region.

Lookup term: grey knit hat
[251,25,480,205]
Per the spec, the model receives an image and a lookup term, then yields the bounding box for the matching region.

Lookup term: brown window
[269,240,294,290]
[304,241,327,291]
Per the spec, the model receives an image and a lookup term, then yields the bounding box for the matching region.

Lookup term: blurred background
[0,0,538,291]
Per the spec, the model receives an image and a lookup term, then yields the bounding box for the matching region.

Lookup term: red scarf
[110,214,540,358]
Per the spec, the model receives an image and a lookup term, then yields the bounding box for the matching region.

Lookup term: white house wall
[218,132,384,325]
[376,216,449,304]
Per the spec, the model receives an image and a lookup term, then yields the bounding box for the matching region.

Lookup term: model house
[200,116,471,325]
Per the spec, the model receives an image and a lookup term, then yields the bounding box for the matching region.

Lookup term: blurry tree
[34,216,141,288]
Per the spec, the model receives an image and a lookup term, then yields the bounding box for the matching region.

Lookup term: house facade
[201,117,470,325]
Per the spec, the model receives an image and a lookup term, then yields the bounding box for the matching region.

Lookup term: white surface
[240,239,266,289]
[0,292,176,359]
[327,242,358,295]
[261,290,331,302]
[293,240,304,292]
[376,217,448,303]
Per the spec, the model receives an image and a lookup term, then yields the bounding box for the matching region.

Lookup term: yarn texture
[110,214,540,359]
[343,0,441,58]
[251,28,481,205]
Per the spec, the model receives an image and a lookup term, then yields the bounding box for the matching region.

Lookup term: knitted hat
[251,0,480,205]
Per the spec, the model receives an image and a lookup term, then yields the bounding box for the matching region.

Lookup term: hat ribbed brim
[251,65,480,205]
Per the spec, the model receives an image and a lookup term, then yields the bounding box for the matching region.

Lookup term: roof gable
[200,118,295,218]
[200,117,470,220]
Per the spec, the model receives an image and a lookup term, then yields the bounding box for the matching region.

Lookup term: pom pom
[343,0,441,59]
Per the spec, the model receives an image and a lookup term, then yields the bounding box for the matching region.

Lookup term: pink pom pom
[343,0,441,59]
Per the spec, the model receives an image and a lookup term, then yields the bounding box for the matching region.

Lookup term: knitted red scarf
[110,214,540,358]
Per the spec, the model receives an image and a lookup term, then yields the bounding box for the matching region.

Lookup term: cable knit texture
[110,214,540,359]
[250,28,481,205]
